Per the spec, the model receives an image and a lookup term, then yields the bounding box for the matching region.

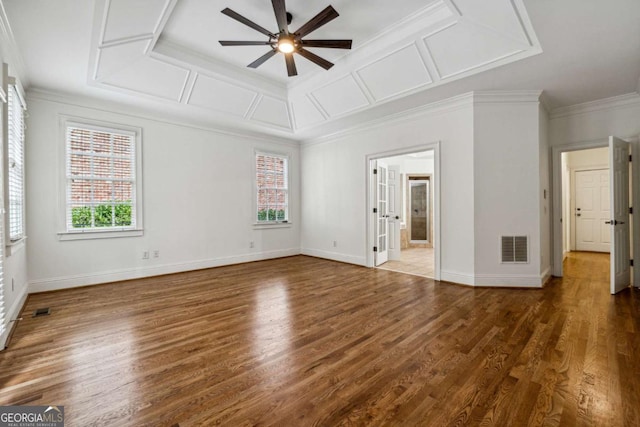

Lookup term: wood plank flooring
[1,252,639,426]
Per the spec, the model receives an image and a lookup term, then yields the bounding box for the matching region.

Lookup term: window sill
[6,236,27,256]
[252,222,293,230]
[58,228,144,241]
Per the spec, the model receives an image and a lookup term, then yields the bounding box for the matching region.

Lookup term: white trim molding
[29,248,301,293]
[550,92,640,120]
[301,248,367,266]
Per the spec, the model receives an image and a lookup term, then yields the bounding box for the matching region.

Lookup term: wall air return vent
[501,236,529,263]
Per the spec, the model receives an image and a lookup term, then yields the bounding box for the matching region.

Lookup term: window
[255,152,289,223]
[6,83,25,242]
[62,121,143,238]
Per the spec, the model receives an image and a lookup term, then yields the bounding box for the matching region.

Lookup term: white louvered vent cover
[501,236,529,263]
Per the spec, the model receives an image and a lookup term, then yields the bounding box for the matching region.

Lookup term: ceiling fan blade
[271,0,289,34]
[219,41,272,46]
[297,47,334,70]
[284,53,298,76]
[294,6,339,38]
[221,8,275,38]
[248,49,278,68]
[301,39,352,49]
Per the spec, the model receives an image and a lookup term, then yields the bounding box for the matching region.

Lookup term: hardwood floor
[1,252,639,426]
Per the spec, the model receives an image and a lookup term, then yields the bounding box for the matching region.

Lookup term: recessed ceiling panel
[424,22,525,79]
[160,0,436,83]
[95,40,150,80]
[188,74,258,117]
[251,96,292,129]
[103,57,189,101]
[103,0,172,42]
[291,95,325,128]
[357,44,432,102]
[311,75,370,117]
[452,0,529,45]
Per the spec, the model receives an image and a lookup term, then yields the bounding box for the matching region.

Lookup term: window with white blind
[255,152,289,224]
[6,83,25,242]
[60,120,143,239]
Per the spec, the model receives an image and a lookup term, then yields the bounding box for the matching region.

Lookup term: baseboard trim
[301,248,366,266]
[473,273,544,288]
[1,283,29,349]
[28,248,301,293]
[440,270,475,286]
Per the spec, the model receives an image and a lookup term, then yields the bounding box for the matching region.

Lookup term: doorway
[367,146,439,279]
[553,137,637,294]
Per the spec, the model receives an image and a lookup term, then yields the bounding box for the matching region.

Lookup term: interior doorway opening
[553,137,637,294]
[369,149,436,278]
[560,147,610,257]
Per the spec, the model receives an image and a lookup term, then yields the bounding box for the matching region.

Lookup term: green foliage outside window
[71,204,132,228]
[257,209,286,222]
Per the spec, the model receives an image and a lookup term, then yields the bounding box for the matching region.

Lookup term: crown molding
[301,91,474,147]
[472,90,543,105]
[27,87,300,147]
[550,92,640,120]
[0,0,28,87]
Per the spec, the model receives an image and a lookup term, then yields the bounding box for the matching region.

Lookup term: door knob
[395,215,399,220]
[605,221,611,224]
[576,213,581,217]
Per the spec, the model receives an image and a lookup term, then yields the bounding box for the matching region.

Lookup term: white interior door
[375,160,389,266]
[609,136,631,294]
[387,165,401,261]
[575,169,610,252]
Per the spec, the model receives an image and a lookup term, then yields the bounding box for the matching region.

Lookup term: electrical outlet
[333,240,337,247]
[153,250,160,258]
[250,241,254,249]
[142,251,149,260]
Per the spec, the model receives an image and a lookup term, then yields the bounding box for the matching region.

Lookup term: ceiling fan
[218,0,352,77]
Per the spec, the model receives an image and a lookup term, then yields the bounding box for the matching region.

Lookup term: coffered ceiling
[4,0,640,140]
[87,0,539,134]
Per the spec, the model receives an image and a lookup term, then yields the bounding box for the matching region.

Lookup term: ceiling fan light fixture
[277,36,295,53]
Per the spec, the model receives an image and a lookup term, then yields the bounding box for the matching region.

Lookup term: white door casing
[574,169,610,252]
[609,136,631,294]
[387,165,401,261]
[375,160,389,266]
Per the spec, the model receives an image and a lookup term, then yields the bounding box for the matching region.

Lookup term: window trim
[253,149,292,228]
[2,64,27,249]
[57,116,144,240]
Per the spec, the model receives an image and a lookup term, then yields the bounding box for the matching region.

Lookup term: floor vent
[32,308,51,318]
[501,236,528,263]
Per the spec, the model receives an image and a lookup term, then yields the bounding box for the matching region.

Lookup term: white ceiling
[3,0,640,140]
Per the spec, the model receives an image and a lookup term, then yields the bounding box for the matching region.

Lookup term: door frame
[552,137,640,288]
[365,142,441,281]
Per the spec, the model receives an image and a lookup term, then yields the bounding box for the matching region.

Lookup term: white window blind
[0,224,4,344]
[256,152,288,222]
[7,84,25,241]
[65,124,136,231]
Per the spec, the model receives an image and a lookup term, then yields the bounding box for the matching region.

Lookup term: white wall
[301,97,476,281]
[473,99,545,285]
[25,94,300,292]
[549,93,640,286]
[565,147,608,168]
[301,92,548,287]
[539,105,551,278]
